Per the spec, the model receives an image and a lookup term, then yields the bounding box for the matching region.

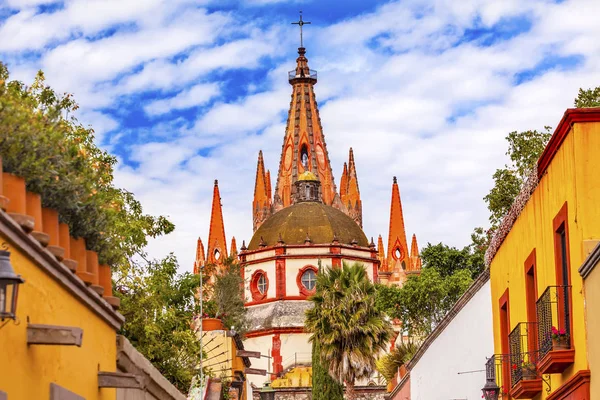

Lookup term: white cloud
[144,83,221,116]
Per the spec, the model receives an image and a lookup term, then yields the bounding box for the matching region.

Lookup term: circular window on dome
[297,266,318,296]
[250,270,268,302]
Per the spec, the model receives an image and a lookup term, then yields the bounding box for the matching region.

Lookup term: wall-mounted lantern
[0,250,25,322]
[481,378,500,400]
[259,381,275,400]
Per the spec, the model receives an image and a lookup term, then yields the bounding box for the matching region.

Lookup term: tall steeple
[253,151,272,231]
[193,237,206,275]
[386,176,409,284]
[343,148,362,227]
[273,46,337,210]
[206,179,228,268]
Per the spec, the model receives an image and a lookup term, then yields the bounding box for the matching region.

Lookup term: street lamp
[259,382,275,400]
[481,378,500,400]
[0,250,24,322]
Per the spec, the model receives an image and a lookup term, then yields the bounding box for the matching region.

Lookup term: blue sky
[1,0,599,271]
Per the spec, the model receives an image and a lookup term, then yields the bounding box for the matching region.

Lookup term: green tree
[210,257,248,336]
[305,262,393,400]
[0,62,173,273]
[574,86,600,108]
[484,128,552,227]
[387,268,472,337]
[312,340,344,400]
[117,254,202,393]
[420,241,484,279]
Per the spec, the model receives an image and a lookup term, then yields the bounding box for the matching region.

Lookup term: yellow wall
[201,330,247,400]
[0,237,117,399]
[489,121,600,396]
[584,260,600,399]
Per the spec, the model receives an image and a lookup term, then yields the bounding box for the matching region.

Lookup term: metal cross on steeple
[291,11,311,48]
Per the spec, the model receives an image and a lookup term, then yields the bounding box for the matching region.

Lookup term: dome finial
[291,11,311,49]
[304,231,312,245]
[277,233,285,245]
[259,236,267,248]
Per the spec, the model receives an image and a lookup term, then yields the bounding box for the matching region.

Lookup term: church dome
[248,202,368,250]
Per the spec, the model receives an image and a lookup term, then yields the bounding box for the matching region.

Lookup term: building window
[552,202,572,339]
[297,265,318,296]
[250,270,268,302]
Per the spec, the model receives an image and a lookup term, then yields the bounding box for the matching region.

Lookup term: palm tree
[305,262,393,400]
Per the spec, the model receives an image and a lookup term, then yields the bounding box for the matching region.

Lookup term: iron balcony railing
[536,285,572,360]
[288,69,318,82]
[509,322,540,386]
[485,354,511,397]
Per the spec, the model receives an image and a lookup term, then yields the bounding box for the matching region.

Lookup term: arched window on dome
[250,270,269,302]
[297,265,318,297]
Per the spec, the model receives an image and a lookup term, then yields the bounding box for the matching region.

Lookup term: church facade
[194,44,422,392]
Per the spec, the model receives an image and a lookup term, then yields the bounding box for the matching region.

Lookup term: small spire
[277,233,285,245]
[259,236,267,248]
[340,162,349,198]
[351,238,358,246]
[369,237,376,249]
[332,232,339,244]
[241,240,247,251]
[230,236,238,258]
[304,232,312,245]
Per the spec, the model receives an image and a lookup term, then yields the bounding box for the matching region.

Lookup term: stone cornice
[579,241,600,279]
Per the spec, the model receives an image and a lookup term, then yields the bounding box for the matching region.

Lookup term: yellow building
[200,321,252,400]
[579,243,600,399]
[0,167,121,399]
[485,108,600,399]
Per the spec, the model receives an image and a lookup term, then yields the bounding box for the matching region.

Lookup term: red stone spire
[206,179,228,268]
[230,236,238,260]
[386,176,409,284]
[340,162,348,199]
[193,237,206,275]
[273,47,337,210]
[253,151,272,231]
[408,234,422,273]
[377,234,386,272]
[344,148,362,227]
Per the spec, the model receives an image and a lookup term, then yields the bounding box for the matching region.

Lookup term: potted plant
[199,300,225,331]
[521,361,537,380]
[551,326,570,350]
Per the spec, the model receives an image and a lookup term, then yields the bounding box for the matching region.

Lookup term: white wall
[410,280,493,400]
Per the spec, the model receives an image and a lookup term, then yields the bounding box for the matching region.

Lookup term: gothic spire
[193,237,206,275]
[408,234,422,272]
[386,176,409,283]
[273,45,337,210]
[206,179,228,267]
[345,148,362,227]
[253,151,271,231]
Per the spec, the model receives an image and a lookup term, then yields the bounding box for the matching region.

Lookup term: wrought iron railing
[536,285,571,360]
[288,69,318,81]
[485,354,510,397]
[509,322,540,386]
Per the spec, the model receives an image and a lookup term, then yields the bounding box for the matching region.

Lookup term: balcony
[509,323,542,398]
[536,285,574,374]
[288,69,318,83]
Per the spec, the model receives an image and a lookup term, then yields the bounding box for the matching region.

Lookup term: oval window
[257,273,267,294]
[301,269,316,291]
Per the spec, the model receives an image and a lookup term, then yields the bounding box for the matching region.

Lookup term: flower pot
[522,368,537,380]
[71,237,93,285]
[26,192,50,247]
[2,173,34,232]
[86,250,104,296]
[42,208,65,260]
[0,157,8,211]
[202,318,224,331]
[58,223,78,272]
[552,338,569,350]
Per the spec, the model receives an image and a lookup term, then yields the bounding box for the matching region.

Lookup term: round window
[257,273,267,294]
[301,269,316,291]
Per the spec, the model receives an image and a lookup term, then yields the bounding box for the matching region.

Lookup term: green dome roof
[248,202,368,250]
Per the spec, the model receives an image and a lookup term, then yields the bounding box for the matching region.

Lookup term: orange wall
[489,120,600,396]
[0,236,117,399]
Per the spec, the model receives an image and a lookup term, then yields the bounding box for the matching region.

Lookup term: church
[193,37,422,394]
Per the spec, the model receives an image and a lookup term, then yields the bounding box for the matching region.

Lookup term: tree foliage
[375,268,472,337]
[312,340,344,400]
[483,128,552,227]
[117,255,202,393]
[0,62,173,271]
[208,257,248,336]
[574,86,600,108]
[305,262,393,400]
[420,241,485,279]
[376,341,419,382]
